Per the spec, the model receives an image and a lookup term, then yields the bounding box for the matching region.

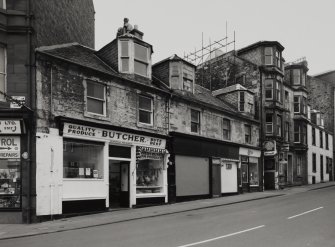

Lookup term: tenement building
[0,0,95,223]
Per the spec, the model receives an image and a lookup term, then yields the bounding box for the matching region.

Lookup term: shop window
[244,124,251,144]
[63,140,104,179]
[312,127,316,146]
[120,41,130,72]
[191,109,200,133]
[284,122,290,142]
[134,43,149,77]
[265,79,273,100]
[138,95,153,125]
[264,47,273,65]
[239,91,245,112]
[266,113,273,135]
[312,153,316,173]
[136,149,165,194]
[222,118,231,140]
[241,156,248,183]
[293,69,301,85]
[294,96,300,113]
[0,46,6,101]
[294,123,300,143]
[249,158,259,186]
[326,133,329,150]
[0,160,21,209]
[320,130,323,148]
[86,80,106,115]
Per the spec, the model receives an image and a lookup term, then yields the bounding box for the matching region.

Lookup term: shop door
[109,160,129,208]
[211,158,221,198]
[264,172,275,190]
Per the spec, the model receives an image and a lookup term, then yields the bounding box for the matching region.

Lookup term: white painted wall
[221,162,238,193]
[36,128,63,216]
[307,124,333,184]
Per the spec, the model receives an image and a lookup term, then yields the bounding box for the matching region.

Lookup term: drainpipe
[259,67,264,191]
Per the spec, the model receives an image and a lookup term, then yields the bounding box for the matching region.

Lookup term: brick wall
[31,0,95,48]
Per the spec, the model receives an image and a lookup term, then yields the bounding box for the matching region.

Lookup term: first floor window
[63,139,104,179]
[312,153,316,173]
[191,109,200,133]
[0,45,6,101]
[245,124,251,144]
[0,0,5,9]
[266,114,273,135]
[86,80,106,115]
[222,118,231,140]
[138,95,153,125]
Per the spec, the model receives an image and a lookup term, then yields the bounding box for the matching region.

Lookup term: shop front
[169,132,240,202]
[36,121,168,217]
[239,147,262,192]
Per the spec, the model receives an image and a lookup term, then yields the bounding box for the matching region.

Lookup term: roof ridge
[35,42,80,52]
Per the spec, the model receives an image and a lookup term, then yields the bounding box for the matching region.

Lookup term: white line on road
[176,225,265,247]
[287,206,324,219]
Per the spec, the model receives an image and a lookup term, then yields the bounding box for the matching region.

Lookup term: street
[1,186,335,247]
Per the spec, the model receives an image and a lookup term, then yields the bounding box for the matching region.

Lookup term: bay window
[266,113,273,135]
[0,46,5,101]
[86,80,106,115]
[265,79,273,100]
[293,69,301,85]
[276,80,281,102]
[294,96,300,113]
[138,95,153,125]
[276,50,281,68]
[277,115,282,137]
[264,47,273,65]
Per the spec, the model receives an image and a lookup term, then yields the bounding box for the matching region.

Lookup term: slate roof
[172,84,238,113]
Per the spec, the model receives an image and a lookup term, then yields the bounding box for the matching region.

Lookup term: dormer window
[239,91,245,112]
[264,47,273,65]
[119,39,151,78]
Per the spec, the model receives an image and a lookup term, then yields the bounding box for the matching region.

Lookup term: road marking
[176,225,265,247]
[287,207,324,219]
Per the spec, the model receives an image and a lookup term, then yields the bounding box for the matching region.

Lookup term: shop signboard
[0,120,21,134]
[0,136,20,159]
[263,140,277,156]
[63,123,166,149]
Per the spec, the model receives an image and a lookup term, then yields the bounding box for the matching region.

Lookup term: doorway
[109,160,130,208]
[211,158,221,198]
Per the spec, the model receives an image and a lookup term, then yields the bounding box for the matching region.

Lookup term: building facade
[0,0,95,223]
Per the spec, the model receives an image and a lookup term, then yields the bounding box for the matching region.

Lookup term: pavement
[0,181,334,241]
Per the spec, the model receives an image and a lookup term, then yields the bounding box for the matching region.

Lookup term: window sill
[137,122,155,130]
[84,112,110,122]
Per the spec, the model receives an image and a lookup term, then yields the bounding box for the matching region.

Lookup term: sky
[94,0,335,75]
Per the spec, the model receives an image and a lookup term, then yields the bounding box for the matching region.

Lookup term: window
[294,96,300,113]
[284,90,289,110]
[120,41,129,72]
[326,133,329,150]
[294,123,300,143]
[284,122,290,142]
[266,114,273,135]
[276,81,281,102]
[245,124,251,144]
[293,69,301,85]
[302,97,307,115]
[0,46,5,101]
[277,115,282,137]
[264,47,273,65]
[265,79,273,99]
[320,155,323,176]
[312,153,316,173]
[138,95,153,125]
[297,155,302,176]
[86,80,106,115]
[0,0,5,9]
[276,50,281,68]
[183,77,193,92]
[191,109,200,133]
[312,127,316,145]
[241,156,248,183]
[239,91,245,112]
[302,72,306,87]
[63,140,104,179]
[235,74,245,84]
[320,130,323,148]
[222,118,231,140]
[134,43,149,77]
[0,160,21,209]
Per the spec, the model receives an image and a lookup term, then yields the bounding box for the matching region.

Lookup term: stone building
[153,55,262,202]
[34,26,170,220]
[0,0,95,223]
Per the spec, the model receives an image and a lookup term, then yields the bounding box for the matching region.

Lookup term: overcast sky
[94,0,334,75]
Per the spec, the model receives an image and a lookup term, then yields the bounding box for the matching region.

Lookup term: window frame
[244,124,251,144]
[120,40,130,73]
[276,80,281,103]
[275,50,281,68]
[134,42,149,77]
[293,96,300,113]
[190,108,201,134]
[138,94,153,126]
[86,80,106,116]
[265,79,273,100]
[222,118,231,140]
[0,45,6,101]
[264,47,273,65]
[266,113,273,135]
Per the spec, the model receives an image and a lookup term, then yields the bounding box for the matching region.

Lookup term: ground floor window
[136,146,165,194]
[0,160,21,209]
[241,156,259,186]
[241,156,248,183]
[63,139,104,179]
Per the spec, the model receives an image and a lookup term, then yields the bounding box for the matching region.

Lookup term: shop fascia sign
[263,140,277,156]
[63,123,166,149]
[0,136,20,159]
[0,120,21,134]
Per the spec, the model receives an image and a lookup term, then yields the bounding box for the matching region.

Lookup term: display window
[63,139,104,179]
[0,160,21,209]
[136,146,165,194]
[249,162,259,186]
[241,156,259,186]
